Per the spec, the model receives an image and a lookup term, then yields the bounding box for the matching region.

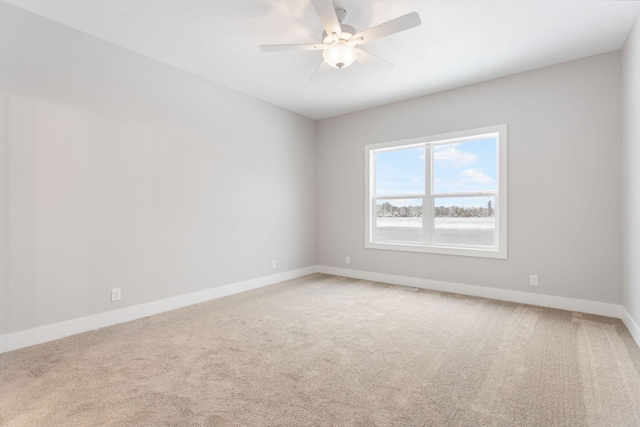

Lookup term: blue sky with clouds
[375,138,497,207]
[433,138,497,193]
[375,146,425,196]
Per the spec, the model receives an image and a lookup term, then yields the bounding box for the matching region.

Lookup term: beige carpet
[2,274,640,426]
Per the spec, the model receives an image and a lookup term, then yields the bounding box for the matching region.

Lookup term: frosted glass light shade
[322,44,357,69]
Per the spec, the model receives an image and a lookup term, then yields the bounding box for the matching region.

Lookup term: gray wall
[0,2,632,338]
[317,53,622,304]
[623,14,640,326]
[0,4,317,335]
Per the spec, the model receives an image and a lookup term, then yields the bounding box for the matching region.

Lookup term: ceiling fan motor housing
[322,24,357,44]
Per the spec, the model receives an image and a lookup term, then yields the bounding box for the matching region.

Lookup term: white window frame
[365,124,507,259]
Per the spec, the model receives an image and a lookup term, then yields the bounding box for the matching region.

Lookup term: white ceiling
[3,0,640,120]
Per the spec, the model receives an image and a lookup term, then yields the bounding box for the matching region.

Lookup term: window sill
[365,241,507,259]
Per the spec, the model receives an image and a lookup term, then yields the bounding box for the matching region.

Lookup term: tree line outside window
[377,200,494,218]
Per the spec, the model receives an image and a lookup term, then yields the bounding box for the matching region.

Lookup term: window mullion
[423,144,433,245]
[434,191,497,198]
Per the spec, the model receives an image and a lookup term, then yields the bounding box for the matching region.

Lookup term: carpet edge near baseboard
[318,265,638,346]
[0,266,317,354]
[2,265,638,354]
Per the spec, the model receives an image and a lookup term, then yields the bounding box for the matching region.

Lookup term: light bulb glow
[322,44,358,69]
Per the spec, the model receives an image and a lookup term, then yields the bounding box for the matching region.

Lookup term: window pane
[375,199,423,243]
[375,147,425,196]
[433,138,497,194]
[434,197,495,247]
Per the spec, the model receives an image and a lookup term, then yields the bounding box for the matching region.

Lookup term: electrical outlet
[345,256,351,265]
[530,275,539,286]
[111,288,121,302]
[272,260,277,269]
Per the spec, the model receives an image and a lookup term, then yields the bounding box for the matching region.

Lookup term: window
[365,125,507,259]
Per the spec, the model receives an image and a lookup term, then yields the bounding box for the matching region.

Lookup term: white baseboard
[3,265,636,354]
[0,267,317,354]
[317,266,624,319]
[621,307,640,348]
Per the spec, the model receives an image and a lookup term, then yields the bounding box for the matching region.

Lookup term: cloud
[460,168,493,184]
[434,147,477,168]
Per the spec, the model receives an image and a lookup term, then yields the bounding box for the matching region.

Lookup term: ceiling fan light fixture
[323,43,358,69]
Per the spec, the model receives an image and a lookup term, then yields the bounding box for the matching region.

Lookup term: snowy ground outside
[375,217,495,246]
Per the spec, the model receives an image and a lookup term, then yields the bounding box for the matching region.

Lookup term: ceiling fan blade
[356,49,394,71]
[260,43,325,52]
[309,60,332,82]
[353,12,421,44]
[311,0,342,37]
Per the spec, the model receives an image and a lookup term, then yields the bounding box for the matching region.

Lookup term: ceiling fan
[260,0,421,75]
